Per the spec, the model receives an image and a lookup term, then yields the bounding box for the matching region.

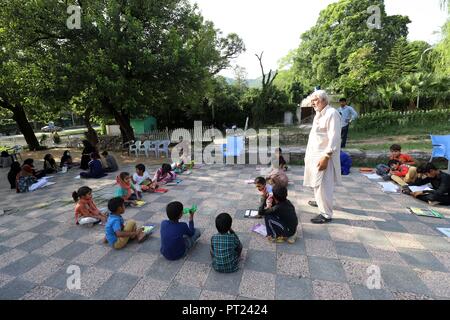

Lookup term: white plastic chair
[157,140,170,158]
[129,141,142,157]
[147,140,159,157]
[136,141,148,157]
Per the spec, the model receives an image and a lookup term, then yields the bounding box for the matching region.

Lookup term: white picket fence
[138,125,219,142]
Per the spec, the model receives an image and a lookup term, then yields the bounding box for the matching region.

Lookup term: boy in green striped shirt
[210,213,242,273]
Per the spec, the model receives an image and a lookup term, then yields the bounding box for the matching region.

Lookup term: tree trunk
[9,103,40,151]
[100,97,135,143]
[83,106,99,146]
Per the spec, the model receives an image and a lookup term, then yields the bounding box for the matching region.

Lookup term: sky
[189,0,449,79]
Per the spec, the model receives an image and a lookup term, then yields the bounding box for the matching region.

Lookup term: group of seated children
[81,151,119,178]
[376,144,416,181]
[80,152,108,179]
[254,176,298,243]
[112,163,179,206]
[375,144,450,206]
[101,195,255,273]
[10,158,46,193]
[77,162,296,273]
[6,149,119,191]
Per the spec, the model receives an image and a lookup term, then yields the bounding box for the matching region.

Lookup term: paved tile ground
[1,163,450,300]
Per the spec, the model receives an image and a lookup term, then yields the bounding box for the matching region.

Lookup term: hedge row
[351,109,450,132]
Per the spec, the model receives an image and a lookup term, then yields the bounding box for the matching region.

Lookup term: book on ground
[437,228,450,238]
[378,182,400,193]
[364,173,382,180]
[252,224,267,237]
[143,224,155,235]
[244,209,260,218]
[408,185,433,193]
[166,179,182,186]
[408,207,444,218]
[135,200,146,207]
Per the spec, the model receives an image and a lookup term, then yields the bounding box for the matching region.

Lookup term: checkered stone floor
[0,164,450,300]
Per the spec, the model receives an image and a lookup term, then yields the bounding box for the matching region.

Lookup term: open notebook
[252,224,267,237]
[142,224,155,235]
[407,207,444,219]
[244,209,260,218]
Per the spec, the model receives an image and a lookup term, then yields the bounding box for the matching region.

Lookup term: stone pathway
[0,164,449,300]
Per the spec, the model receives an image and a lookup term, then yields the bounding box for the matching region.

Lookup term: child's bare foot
[103,237,108,244]
[267,236,275,243]
[137,230,147,243]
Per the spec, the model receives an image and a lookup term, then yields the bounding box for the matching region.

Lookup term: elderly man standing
[303,90,342,224]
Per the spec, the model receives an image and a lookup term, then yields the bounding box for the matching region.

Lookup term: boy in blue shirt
[160,201,201,260]
[105,197,147,249]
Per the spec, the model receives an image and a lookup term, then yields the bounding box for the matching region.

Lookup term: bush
[53,132,61,144]
[39,134,48,145]
[351,109,450,133]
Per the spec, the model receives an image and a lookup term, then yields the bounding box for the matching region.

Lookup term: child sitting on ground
[80,152,107,179]
[105,197,147,249]
[133,164,157,197]
[274,148,288,171]
[255,176,273,211]
[16,159,43,193]
[210,212,242,273]
[160,201,201,260]
[406,162,450,205]
[8,161,21,190]
[0,151,13,168]
[43,154,59,174]
[60,150,79,169]
[266,163,289,188]
[376,144,416,179]
[153,163,177,185]
[72,186,107,225]
[101,151,119,173]
[258,185,298,244]
[387,159,417,186]
[389,144,416,165]
[340,151,352,175]
[115,172,138,206]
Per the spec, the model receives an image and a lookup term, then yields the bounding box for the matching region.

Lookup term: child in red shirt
[389,144,415,165]
[388,159,417,186]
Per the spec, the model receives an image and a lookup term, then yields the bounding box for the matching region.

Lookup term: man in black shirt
[409,163,450,205]
[258,185,299,243]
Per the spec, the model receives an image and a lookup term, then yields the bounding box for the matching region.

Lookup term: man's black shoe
[308,200,318,207]
[311,214,332,224]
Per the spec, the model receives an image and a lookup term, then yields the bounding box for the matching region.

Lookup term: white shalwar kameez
[303,105,342,219]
